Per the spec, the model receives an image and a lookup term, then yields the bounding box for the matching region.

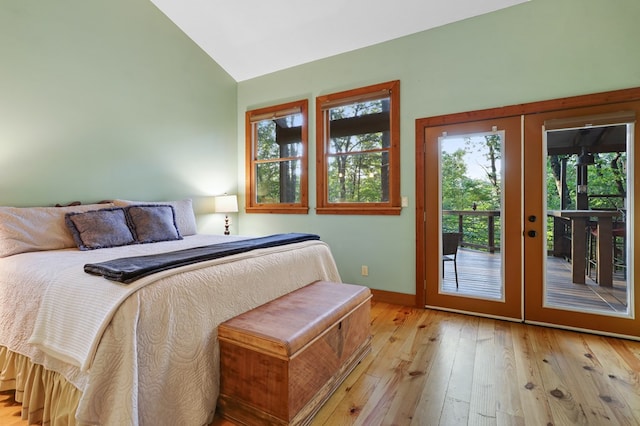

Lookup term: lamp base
[224,215,230,235]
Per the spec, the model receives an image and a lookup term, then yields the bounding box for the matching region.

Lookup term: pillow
[65,208,136,251]
[126,205,182,243]
[113,199,197,236]
[0,202,115,257]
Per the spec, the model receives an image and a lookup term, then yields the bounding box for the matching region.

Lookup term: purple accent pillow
[113,199,197,236]
[65,208,135,251]
[126,205,182,244]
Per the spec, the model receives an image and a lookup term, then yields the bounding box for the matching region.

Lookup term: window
[316,80,401,215]
[246,99,308,214]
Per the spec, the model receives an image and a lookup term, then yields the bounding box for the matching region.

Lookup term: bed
[0,199,341,425]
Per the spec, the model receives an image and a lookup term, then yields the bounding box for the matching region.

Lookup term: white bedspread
[28,235,281,371]
[0,234,342,425]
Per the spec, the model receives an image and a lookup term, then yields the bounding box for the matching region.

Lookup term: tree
[255,117,302,203]
[441,135,503,250]
[327,100,388,203]
[464,135,501,208]
[546,152,626,210]
[441,147,497,244]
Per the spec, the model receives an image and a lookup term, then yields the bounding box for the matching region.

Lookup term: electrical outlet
[361,265,369,276]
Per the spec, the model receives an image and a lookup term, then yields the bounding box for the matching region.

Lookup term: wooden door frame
[415,86,640,310]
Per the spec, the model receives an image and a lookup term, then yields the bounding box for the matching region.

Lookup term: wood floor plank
[554,331,615,411]
[493,321,523,420]
[529,326,610,425]
[510,323,555,425]
[556,330,632,425]
[349,358,407,425]
[439,395,470,426]
[495,409,525,426]
[571,334,640,425]
[413,311,474,425]
[528,327,586,424]
[379,310,436,425]
[442,320,476,404]
[311,370,381,425]
[468,319,498,425]
[363,305,418,380]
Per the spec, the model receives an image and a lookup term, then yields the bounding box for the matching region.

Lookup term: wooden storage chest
[217,281,372,426]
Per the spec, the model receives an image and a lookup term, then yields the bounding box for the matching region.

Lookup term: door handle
[528,215,537,222]
[527,230,537,238]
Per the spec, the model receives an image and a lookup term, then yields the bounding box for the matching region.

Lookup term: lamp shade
[214,195,238,213]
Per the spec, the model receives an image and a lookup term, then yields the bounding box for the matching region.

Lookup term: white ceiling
[150,0,528,82]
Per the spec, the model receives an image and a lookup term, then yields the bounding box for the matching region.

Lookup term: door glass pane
[544,124,632,316]
[439,132,504,300]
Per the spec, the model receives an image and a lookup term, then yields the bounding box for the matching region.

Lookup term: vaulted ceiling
[150,0,528,82]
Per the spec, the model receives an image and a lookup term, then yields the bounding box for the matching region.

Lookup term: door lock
[527,230,537,238]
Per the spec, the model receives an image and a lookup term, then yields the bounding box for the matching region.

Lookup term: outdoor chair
[442,232,462,288]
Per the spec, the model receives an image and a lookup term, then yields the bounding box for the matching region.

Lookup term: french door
[523,102,638,337]
[416,90,639,338]
[421,117,522,320]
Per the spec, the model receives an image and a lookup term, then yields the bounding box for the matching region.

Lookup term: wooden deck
[442,248,628,314]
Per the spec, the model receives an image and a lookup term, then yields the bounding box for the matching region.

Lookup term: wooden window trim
[245,99,309,214]
[316,80,401,215]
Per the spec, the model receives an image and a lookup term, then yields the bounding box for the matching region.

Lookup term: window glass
[246,100,308,213]
[316,81,400,214]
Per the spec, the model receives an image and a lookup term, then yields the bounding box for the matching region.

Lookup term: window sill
[246,206,309,214]
[315,206,402,216]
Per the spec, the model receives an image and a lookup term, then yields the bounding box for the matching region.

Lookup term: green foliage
[545,151,626,249]
[441,135,502,250]
[442,130,627,252]
[441,149,496,210]
[254,115,302,204]
[546,152,626,210]
[327,99,389,203]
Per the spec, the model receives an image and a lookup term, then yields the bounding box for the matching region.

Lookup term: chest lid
[218,281,371,358]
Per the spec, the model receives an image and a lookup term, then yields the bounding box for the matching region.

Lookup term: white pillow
[112,199,197,236]
[0,203,115,257]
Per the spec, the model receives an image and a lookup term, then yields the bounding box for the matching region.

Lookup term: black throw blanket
[84,233,320,284]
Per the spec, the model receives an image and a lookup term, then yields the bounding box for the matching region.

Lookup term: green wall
[0,0,237,233]
[237,0,640,296]
[2,0,639,297]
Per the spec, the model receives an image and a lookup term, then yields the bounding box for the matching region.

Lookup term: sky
[440,133,503,181]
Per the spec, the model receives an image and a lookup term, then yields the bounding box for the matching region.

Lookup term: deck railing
[442,210,501,253]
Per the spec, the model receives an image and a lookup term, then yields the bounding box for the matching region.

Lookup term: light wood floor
[310,303,640,425]
[2,302,639,425]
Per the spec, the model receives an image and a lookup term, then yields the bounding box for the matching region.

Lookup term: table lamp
[214,194,238,235]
